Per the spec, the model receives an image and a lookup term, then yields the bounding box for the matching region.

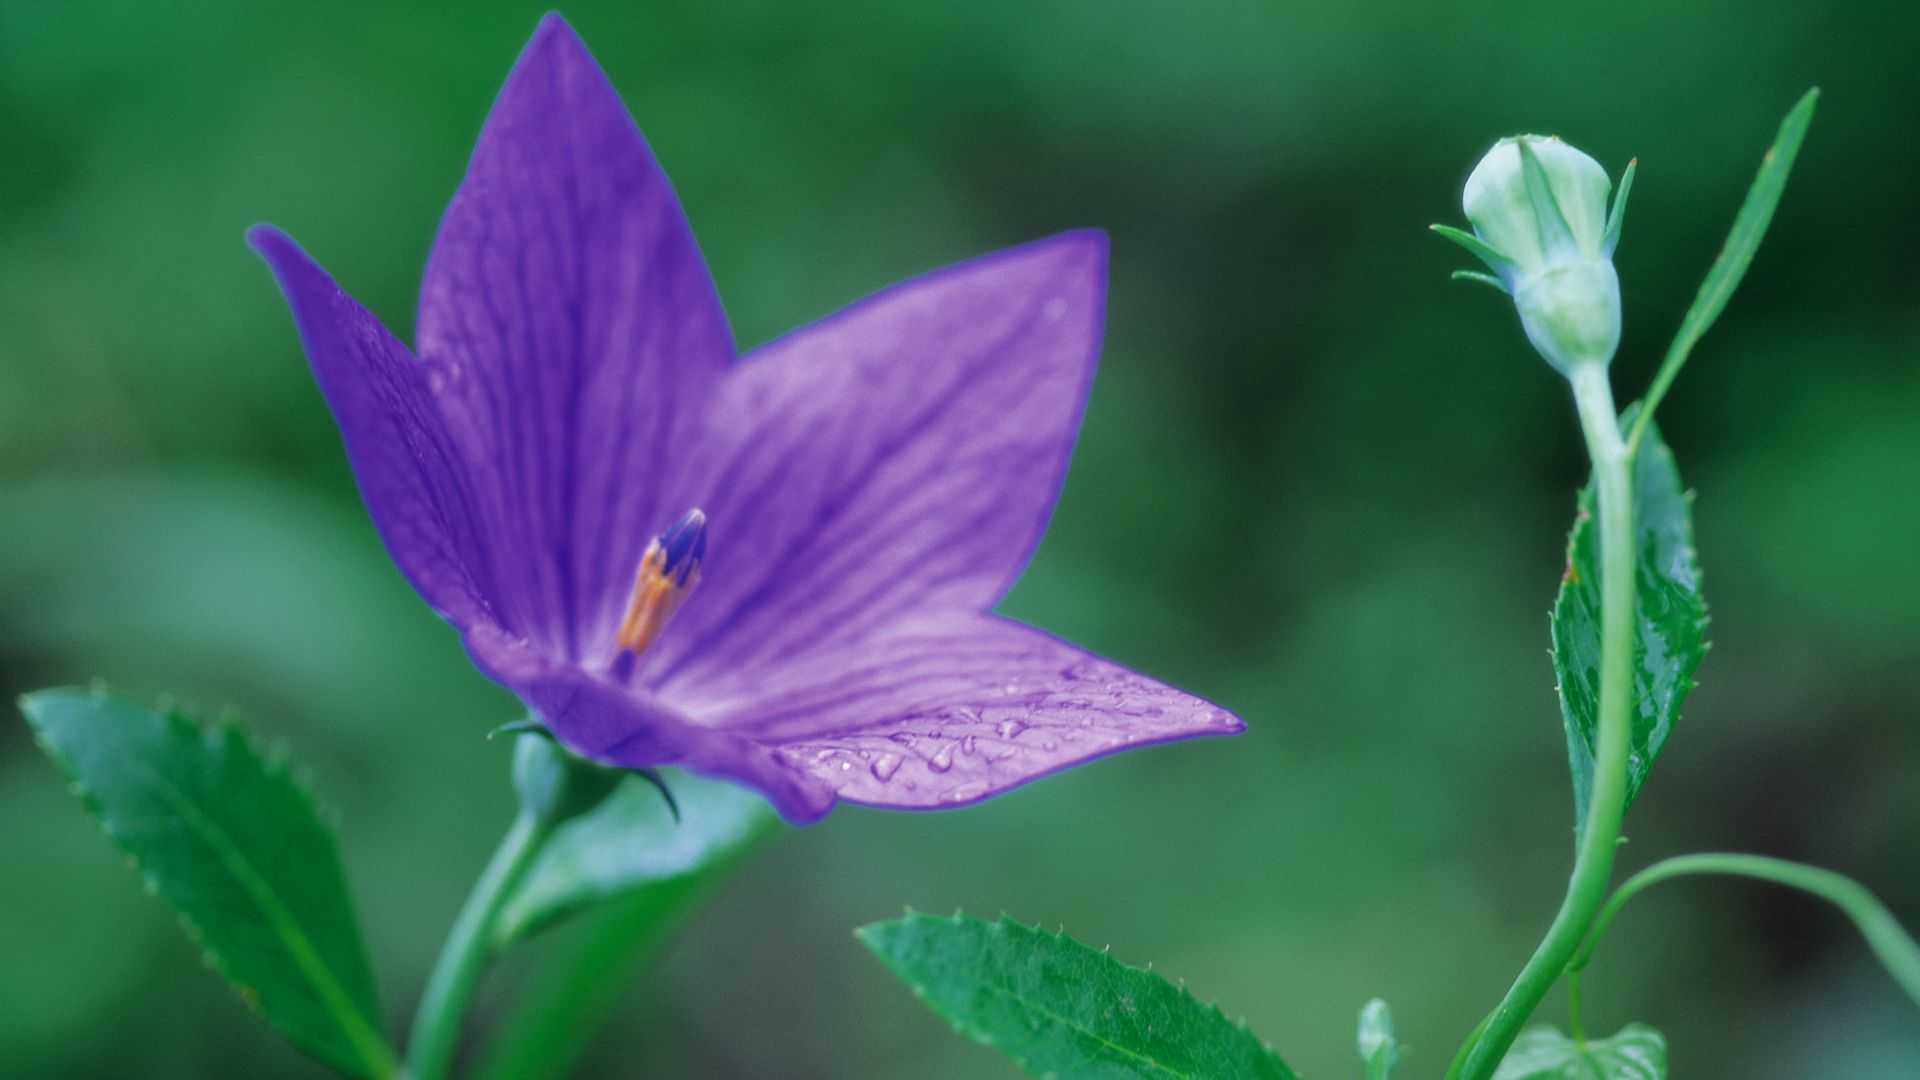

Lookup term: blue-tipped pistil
[615,508,707,655]
[657,508,708,586]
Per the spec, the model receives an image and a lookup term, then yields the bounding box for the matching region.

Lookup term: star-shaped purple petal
[252,14,1241,822]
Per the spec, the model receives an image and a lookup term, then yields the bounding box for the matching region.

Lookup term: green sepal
[487,718,545,740]
[1517,139,1577,255]
[858,912,1297,1079]
[1551,414,1708,842]
[18,687,397,1078]
[1603,158,1637,256]
[631,767,681,823]
[1452,269,1510,292]
[511,731,623,827]
[1431,223,1514,276]
[1493,1024,1667,1078]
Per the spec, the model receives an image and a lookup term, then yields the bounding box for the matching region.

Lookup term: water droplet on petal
[961,735,977,756]
[996,719,1027,739]
[943,781,989,803]
[929,743,956,772]
[870,753,903,782]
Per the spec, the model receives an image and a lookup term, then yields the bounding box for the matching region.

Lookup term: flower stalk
[404,810,553,1080]
[1452,362,1635,1079]
[405,733,620,1079]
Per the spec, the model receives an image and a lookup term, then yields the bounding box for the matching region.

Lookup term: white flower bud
[1436,135,1634,375]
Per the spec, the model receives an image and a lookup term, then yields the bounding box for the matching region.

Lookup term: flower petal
[463,623,834,823]
[641,231,1108,696]
[695,612,1241,812]
[248,225,496,631]
[415,14,733,661]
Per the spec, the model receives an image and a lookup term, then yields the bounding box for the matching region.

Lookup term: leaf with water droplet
[1493,1024,1667,1078]
[858,913,1297,1079]
[1552,417,1707,842]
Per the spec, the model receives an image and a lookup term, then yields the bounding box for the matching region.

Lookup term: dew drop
[943,780,989,803]
[929,743,956,772]
[996,719,1028,739]
[961,735,977,756]
[870,753,903,782]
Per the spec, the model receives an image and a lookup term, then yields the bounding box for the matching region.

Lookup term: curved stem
[1566,974,1586,1045]
[1568,852,1920,1009]
[1453,364,1635,1080]
[406,812,552,1080]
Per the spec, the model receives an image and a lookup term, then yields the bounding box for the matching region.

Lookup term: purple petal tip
[245,223,293,260]
[526,11,590,64]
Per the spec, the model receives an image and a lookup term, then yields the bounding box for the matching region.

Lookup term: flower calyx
[1435,135,1635,376]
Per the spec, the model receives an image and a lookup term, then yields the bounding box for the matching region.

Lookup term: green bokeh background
[4,2,1916,1076]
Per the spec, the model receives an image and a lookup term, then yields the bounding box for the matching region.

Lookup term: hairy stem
[1452,363,1634,1079]
[405,812,552,1080]
[1568,852,1920,1009]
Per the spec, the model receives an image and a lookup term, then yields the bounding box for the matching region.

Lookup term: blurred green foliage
[2,2,1916,1077]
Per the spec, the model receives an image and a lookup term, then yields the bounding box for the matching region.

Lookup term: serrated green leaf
[19,687,396,1078]
[1357,998,1400,1079]
[858,913,1296,1080]
[1493,1024,1667,1079]
[1551,419,1708,841]
[492,768,777,945]
[1629,89,1817,448]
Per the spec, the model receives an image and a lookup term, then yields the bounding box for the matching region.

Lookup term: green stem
[1566,974,1586,1046]
[405,812,552,1080]
[1451,363,1635,1080]
[1568,853,1920,1009]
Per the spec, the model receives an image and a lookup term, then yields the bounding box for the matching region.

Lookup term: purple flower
[250,15,1240,822]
